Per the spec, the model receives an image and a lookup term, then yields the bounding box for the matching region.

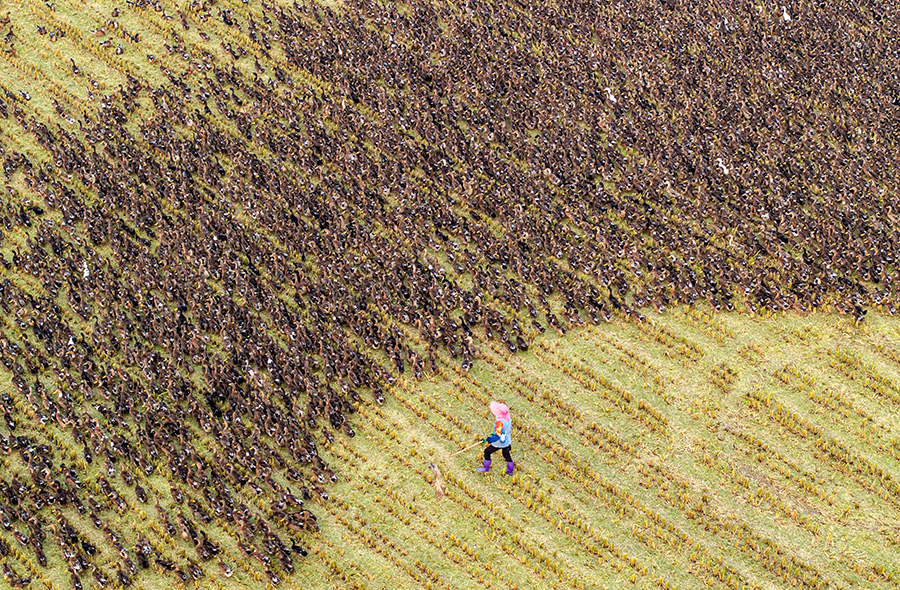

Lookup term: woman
[476,401,513,475]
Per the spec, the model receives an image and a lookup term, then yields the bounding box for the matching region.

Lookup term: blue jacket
[486,417,511,448]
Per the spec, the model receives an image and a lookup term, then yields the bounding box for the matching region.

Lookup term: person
[476,401,513,475]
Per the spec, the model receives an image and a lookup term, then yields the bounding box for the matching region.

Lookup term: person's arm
[486,420,502,443]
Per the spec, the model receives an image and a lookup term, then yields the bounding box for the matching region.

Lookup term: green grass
[296,308,900,590]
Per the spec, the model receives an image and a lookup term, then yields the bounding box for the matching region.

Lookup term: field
[0,0,898,589]
[4,304,900,590]
[294,309,900,590]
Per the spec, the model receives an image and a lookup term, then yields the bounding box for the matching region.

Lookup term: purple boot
[505,461,515,476]
[476,460,491,473]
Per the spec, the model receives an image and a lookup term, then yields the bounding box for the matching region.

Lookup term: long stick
[450,441,483,457]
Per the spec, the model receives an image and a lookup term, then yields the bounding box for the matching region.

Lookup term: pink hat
[490,401,509,420]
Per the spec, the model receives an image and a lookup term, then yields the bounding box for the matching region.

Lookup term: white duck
[604,87,617,104]
[715,158,730,175]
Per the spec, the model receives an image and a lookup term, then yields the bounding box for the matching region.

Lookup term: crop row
[580,327,672,402]
[340,406,587,590]
[714,429,900,584]
[448,362,687,538]
[671,307,734,344]
[477,344,637,458]
[723,428,833,504]
[355,470,540,590]
[635,462,695,513]
[782,325,824,345]
[774,363,900,458]
[828,348,900,407]
[775,364,871,421]
[735,342,765,364]
[510,375,636,459]
[709,362,738,394]
[436,468,589,590]
[625,436,835,590]
[873,342,900,369]
[443,362,767,590]
[699,451,820,536]
[631,320,704,365]
[531,346,668,432]
[504,475,672,589]
[307,540,369,590]
[630,461,785,590]
[323,497,454,590]
[359,485,524,590]
[355,386,711,590]
[746,388,900,507]
[684,495,830,590]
